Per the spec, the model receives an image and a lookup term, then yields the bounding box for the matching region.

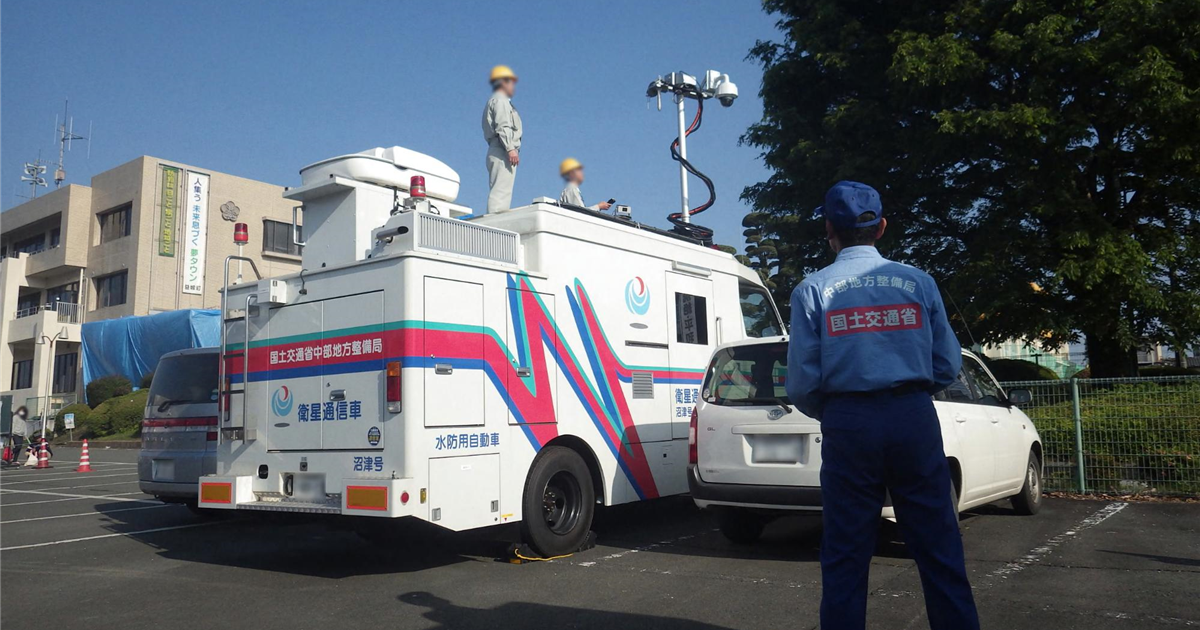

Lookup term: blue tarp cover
[81,309,219,402]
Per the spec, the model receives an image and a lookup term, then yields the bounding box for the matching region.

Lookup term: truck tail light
[386,360,402,413]
[410,176,426,198]
[688,406,698,464]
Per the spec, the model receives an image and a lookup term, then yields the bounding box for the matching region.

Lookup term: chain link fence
[999,376,1200,495]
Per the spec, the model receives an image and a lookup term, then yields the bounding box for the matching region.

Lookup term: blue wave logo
[271,386,293,416]
[625,277,650,316]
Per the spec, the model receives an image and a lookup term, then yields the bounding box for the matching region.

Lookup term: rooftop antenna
[53,99,89,188]
[20,154,49,199]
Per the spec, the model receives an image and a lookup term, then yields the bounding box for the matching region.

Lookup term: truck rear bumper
[688,465,823,511]
[197,475,417,518]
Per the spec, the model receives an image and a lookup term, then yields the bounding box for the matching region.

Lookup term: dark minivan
[138,347,219,503]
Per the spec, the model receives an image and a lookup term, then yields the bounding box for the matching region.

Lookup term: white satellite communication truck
[198,145,783,556]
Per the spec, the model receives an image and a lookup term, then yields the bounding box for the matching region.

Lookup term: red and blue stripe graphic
[225,275,704,500]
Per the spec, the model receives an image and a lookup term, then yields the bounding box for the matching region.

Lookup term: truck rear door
[319,292,386,449]
[264,292,386,451]
[265,302,324,451]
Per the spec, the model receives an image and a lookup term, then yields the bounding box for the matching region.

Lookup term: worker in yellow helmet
[482,65,523,213]
[558,158,612,212]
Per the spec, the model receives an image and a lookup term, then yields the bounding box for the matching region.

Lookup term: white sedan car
[688,337,1043,542]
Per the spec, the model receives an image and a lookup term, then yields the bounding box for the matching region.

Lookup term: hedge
[984,358,1059,382]
[53,403,92,435]
[86,389,149,438]
[86,375,133,407]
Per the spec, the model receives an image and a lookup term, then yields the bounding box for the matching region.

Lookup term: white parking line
[1,471,138,485]
[1,521,221,552]
[1,503,180,524]
[2,460,137,470]
[1,491,150,507]
[0,489,157,504]
[0,479,142,492]
[985,501,1128,580]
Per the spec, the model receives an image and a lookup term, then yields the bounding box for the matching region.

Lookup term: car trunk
[696,341,822,487]
[141,351,219,485]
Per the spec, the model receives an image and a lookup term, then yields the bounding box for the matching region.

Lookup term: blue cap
[819,181,883,230]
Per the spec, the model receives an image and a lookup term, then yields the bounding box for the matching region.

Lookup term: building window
[674,292,709,345]
[98,202,133,243]
[53,353,78,394]
[49,227,61,248]
[11,359,33,390]
[95,271,128,308]
[46,282,79,307]
[262,219,301,256]
[13,233,46,255]
[16,292,41,317]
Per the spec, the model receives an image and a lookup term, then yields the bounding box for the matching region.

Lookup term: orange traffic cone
[76,439,93,472]
[34,437,52,469]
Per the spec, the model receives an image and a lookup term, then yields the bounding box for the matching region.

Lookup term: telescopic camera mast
[646,70,738,245]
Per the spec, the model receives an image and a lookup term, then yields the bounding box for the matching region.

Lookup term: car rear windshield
[704,342,790,406]
[148,353,219,409]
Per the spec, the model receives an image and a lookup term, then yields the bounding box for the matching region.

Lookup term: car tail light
[386,360,402,412]
[206,431,218,442]
[410,176,426,198]
[688,406,699,464]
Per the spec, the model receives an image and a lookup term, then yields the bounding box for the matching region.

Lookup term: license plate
[750,435,803,464]
[152,459,176,482]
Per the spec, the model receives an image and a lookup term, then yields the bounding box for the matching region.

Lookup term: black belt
[827,382,931,399]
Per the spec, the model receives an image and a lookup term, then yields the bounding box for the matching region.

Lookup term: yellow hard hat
[490,65,517,83]
[559,158,583,176]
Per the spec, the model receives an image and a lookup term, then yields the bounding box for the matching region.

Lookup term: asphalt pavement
[2,447,1198,630]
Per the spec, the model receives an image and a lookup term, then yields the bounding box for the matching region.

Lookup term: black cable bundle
[667,96,716,246]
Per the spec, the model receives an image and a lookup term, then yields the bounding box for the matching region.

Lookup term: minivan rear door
[695,340,822,487]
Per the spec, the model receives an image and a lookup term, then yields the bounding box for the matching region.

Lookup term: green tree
[742,0,1200,376]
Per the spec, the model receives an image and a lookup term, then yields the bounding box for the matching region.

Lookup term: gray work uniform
[559,183,599,210]
[482,92,523,214]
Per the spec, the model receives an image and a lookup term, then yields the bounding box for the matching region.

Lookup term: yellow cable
[512,550,574,562]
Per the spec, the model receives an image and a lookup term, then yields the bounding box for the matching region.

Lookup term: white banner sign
[182,172,210,295]
[63,413,75,430]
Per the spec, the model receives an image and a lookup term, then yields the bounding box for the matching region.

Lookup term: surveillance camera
[716,79,738,107]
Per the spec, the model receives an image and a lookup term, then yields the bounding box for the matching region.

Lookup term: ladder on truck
[218,255,262,444]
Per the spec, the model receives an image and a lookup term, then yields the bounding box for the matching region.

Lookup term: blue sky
[2,0,780,247]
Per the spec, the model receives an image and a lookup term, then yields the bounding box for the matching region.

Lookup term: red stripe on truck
[142,417,219,428]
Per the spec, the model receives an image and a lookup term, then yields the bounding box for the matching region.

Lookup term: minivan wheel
[1010,451,1043,516]
[717,508,768,544]
[520,446,595,558]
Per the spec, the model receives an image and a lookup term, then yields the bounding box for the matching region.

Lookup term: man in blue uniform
[786,181,979,630]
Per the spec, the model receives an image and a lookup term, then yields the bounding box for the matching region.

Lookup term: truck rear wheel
[521,446,595,557]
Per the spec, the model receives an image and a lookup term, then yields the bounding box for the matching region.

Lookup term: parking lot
[1,447,1197,630]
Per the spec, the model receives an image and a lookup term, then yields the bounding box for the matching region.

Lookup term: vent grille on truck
[418,213,519,266]
[632,372,655,399]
